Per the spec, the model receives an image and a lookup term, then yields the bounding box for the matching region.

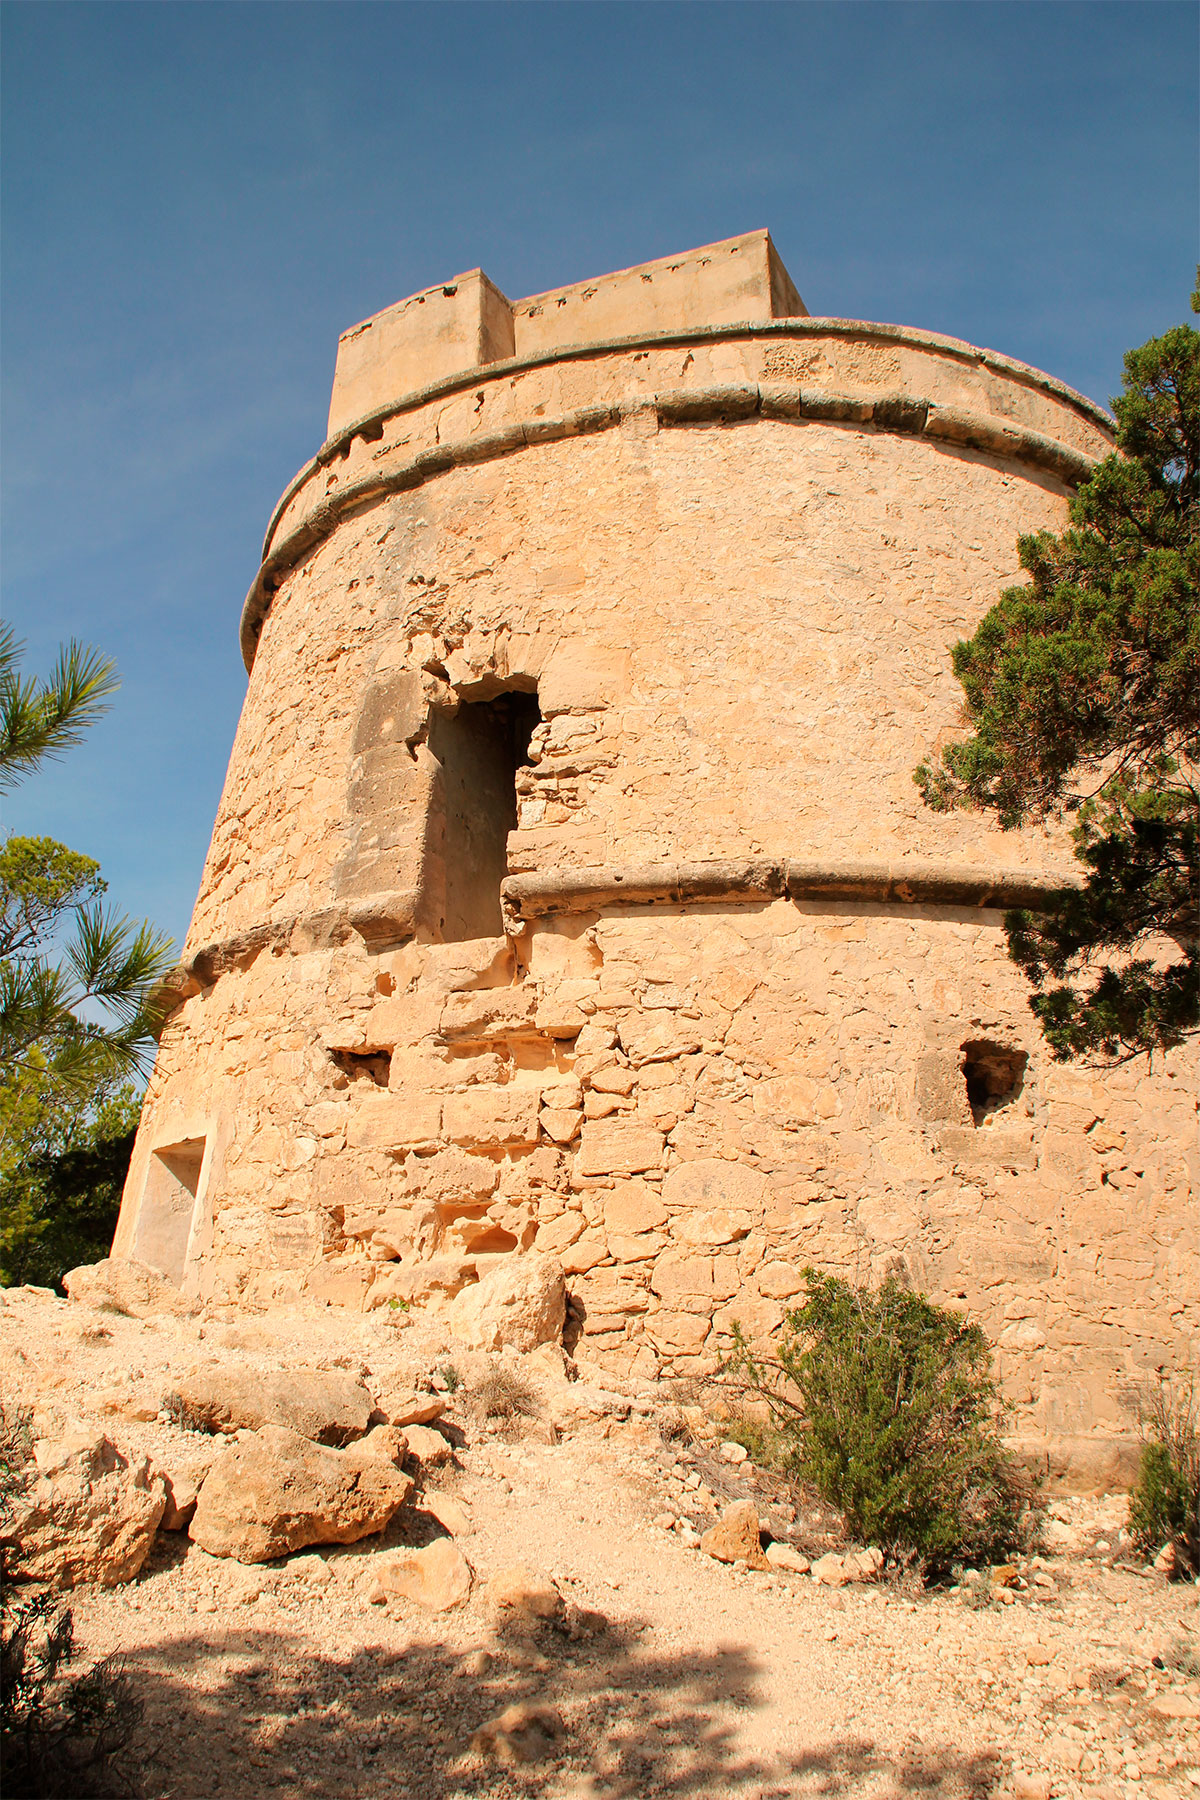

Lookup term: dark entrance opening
[960,1041,1027,1126]
[428,688,541,941]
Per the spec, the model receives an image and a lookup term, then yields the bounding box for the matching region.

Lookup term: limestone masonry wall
[116,236,1196,1488]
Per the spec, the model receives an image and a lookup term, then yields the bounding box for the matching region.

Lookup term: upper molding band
[156,856,1076,1028]
[239,382,1103,671]
[263,316,1114,556]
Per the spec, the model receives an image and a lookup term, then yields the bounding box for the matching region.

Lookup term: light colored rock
[448,1253,566,1352]
[287,1551,332,1582]
[699,1500,769,1570]
[388,1394,446,1428]
[603,1182,669,1236]
[576,1120,665,1177]
[719,1440,748,1464]
[158,1461,210,1531]
[403,1423,454,1467]
[487,1564,563,1619]
[188,1425,413,1562]
[810,1547,883,1585]
[422,1490,472,1536]
[471,1702,565,1766]
[343,1424,409,1467]
[11,1431,167,1589]
[764,1541,810,1573]
[662,1158,771,1217]
[1148,1692,1200,1720]
[63,1257,191,1318]
[168,1364,375,1445]
[373,1538,472,1611]
[809,1552,853,1586]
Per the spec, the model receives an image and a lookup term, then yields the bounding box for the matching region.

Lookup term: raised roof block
[329,267,515,438]
[327,231,806,438]
[512,229,806,359]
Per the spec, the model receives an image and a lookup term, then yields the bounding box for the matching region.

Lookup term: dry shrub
[471,1366,540,1429]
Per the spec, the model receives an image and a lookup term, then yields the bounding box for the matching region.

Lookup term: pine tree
[916,286,1199,1060]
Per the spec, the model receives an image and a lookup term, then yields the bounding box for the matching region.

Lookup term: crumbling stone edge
[152,857,1077,1029]
[239,385,1100,670]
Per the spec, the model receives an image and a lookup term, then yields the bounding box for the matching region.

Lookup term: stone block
[576,1120,665,1177]
[347,1093,442,1153]
[442,1087,541,1149]
[603,1181,669,1235]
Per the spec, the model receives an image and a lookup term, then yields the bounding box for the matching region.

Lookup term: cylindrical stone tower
[116,232,1195,1485]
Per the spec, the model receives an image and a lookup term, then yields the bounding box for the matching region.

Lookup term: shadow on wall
[115,1609,1003,1799]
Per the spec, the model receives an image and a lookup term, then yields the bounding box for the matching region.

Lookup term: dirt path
[4,1287,1197,1800]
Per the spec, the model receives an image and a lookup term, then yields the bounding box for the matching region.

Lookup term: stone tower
[115,232,1195,1484]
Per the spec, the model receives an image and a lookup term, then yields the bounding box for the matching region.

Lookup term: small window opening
[428,687,541,942]
[960,1041,1027,1127]
[330,1049,391,1087]
[133,1137,205,1287]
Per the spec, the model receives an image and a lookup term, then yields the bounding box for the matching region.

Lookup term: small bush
[159,1392,216,1434]
[471,1367,539,1427]
[1129,1372,1199,1579]
[726,1270,1026,1575]
[436,1364,462,1395]
[1,1569,142,1798]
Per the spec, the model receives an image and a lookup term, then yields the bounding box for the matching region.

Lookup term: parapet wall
[327,230,805,437]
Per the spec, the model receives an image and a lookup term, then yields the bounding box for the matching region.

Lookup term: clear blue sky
[3,0,1196,952]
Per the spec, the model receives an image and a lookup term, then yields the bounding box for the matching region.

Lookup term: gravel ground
[3,1287,1197,1800]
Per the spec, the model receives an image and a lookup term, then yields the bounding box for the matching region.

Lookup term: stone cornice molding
[155,856,1077,1028]
[263,315,1114,554]
[240,380,1108,671]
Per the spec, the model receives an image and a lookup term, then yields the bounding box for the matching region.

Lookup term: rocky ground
[2,1277,1197,1800]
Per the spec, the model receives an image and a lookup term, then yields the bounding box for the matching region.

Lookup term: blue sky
[3,0,1196,952]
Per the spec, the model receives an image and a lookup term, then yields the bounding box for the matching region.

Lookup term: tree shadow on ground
[118,1605,1004,1800]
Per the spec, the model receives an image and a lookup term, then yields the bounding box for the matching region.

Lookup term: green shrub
[727,1270,1026,1574]
[1129,1373,1199,1579]
[1,1572,141,1799]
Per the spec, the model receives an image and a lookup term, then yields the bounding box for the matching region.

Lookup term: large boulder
[166,1365,375,1445]
[63,1257,191,1319]
[447,1253,566,1353]
[188,1425,412,1562]
[9,1430,167,1589]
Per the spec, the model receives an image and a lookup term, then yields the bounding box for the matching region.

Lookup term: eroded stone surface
[10,1431,167,1589]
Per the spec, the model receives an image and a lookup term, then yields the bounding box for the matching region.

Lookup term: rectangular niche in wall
[133,1138,206,1286]
[428,688,541,941]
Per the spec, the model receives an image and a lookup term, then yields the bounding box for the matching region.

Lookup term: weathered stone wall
[115,240,1196,1487]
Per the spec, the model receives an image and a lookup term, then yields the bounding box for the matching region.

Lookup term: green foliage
[1,1572,142,1797]
[915,287,1200,1061]
[0,621,120,794]
[727,1271,1026,1574]
[0,836,174,1089]
[717,1406,792,1474]
[0,631,171,1294]
[0,1069,140,1289]
[1128,1373,1199,1578]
